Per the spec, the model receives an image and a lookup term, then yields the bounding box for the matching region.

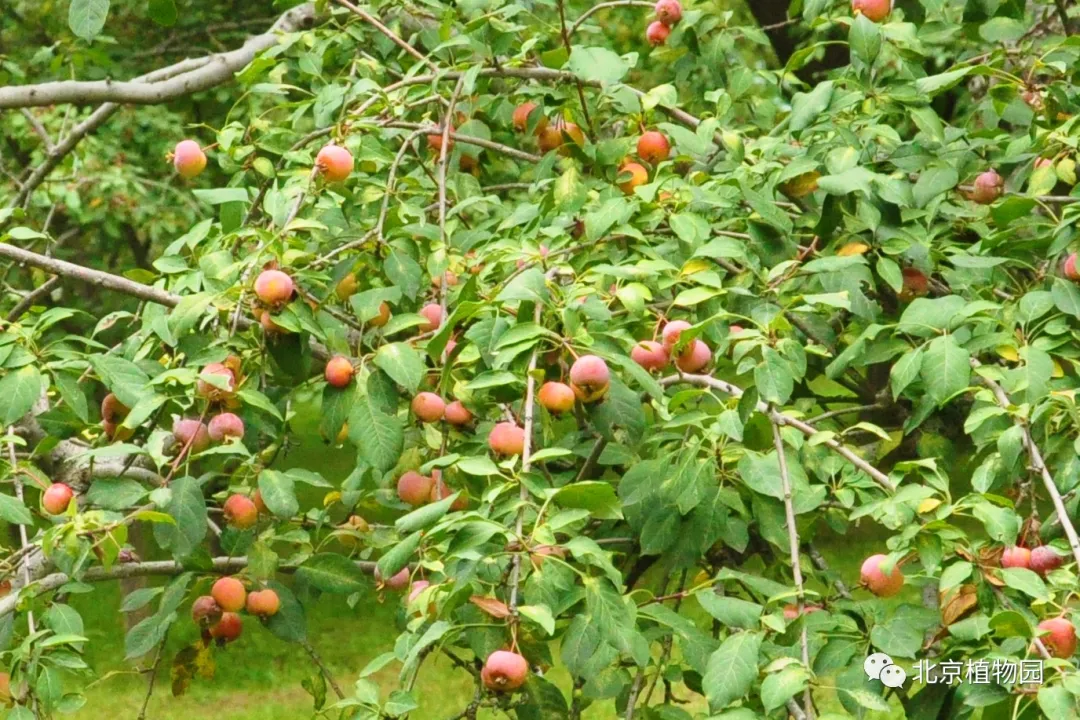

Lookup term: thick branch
[659,373,895,492]
[0,5,316,109]
[0,556,378,619]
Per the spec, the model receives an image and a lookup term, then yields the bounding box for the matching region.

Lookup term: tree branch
[384,122,541,163]
[568,1,655,37]
[301,638,346,699]
[972,359,1080,570]
[334,0,438,71]
[0,556,379,619]
[5,275,59,322]
[659,373,895,491]
[508,302,542,615]
[772,419,813,719]
[0,4,316,109]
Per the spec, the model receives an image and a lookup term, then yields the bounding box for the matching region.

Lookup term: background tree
[2,0,1080,718]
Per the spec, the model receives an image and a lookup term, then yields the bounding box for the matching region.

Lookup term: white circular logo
[880,664,907,688]
[864,652,893,680]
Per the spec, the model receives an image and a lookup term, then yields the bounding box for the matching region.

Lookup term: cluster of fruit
[190,577,280,644]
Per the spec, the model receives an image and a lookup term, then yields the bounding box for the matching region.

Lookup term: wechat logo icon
[864,653,907,688]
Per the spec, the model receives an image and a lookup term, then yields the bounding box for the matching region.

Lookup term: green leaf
[90,355,150,409]
[0,493,33,525]
[376,531,421,579]
[69,0,110,41]
[553,482,623,520]
[913,166,959,208]
[152,476,207,558]
[1052,278,1080,318]
[86,478,147,511]
[395,493,458,533]
[755,347,793,405]
[761,666,810,713]
[296,554,368,594]
[920,335,970,406]
[257,469,300,518]
[0,365,42,425]
[890,346,923,399]
[703,631,762,710]
[348,388,403,472]
[915,67,974,96]
[696,593,762,630]
[790,81,833,132]
[849,15,881,65]
[1000,567,1048,601]
[567,46,629,84]
[518,605,556,636]
[384,248,423,301]
[496,268,549,304]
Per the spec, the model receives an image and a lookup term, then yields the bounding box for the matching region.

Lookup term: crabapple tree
[3,0,1080,718]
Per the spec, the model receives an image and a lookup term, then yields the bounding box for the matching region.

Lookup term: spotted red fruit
[618,162,649,195]
[173,140,207,178]
[430,475,468,511]
[646,20,670,46]
[246,589,280,617]
[412,392,446,423]
[325,356,354,388]
[208,413,245,443]
[397,471,434,506]
[212,576,247,612]
[376,567,410,591]
[971,169,1004,204]
[489,422,526,456]
[899,267,929,301]
[482,650,529,692]
[444,400,474,426]
[1031,546,1064,575]
[513,102,547,134]
[631,340,669,372]
[43,483,74,515]
[197,362,236,400]
[637,131,670,165]
[654,0,682,25]
[661,320,692,349]
[315,144,354,182]
[209,612,242,642]
[860,554,904,597]
[537,119,584,155]
[852,0,892,22]
[569,355,610,403]
[1064,253,1080,281]
[675,340,711,373]
[538,382,576,414]
[419,303,444,332]
[254,269,295,306]
[191,595,222,626]
[1001,546,1032,569]
[1037,617,1077,658]
[223,494,258,529]
[173,418,211,454]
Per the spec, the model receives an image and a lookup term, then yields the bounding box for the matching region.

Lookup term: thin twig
[567,0,654,36]
[556,0,594,136]
[508,303,543,614]
[5,427,34,633]
[659,374,895,491]
[301,638,346,699]
[136,629,170,719]
[334,0,438,70]
[5,275,59,322]
[772,419,813,719]
[973,359,1080,569]
[19,108,54,152]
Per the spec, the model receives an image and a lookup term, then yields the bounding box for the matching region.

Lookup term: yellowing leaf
[918,498,942,514]
[996,346,1020,362]
[836,242,869,257]
[681,258,712,276]
[1052,359,1065,378]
